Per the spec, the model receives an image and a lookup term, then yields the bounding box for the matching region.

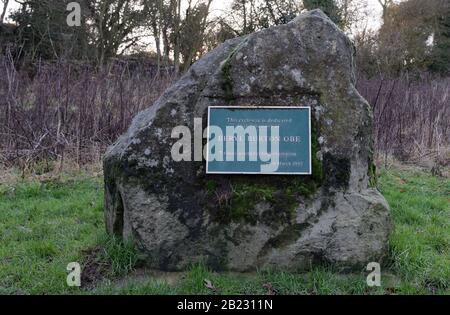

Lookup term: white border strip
[206,106,312,175]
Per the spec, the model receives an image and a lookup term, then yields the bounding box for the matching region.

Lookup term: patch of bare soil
[80,246,110,289]
[79,246,187,290]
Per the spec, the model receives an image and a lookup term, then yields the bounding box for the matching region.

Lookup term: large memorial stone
[103,10,392,271]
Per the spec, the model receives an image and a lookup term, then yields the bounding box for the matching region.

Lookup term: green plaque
[206,106,311,175]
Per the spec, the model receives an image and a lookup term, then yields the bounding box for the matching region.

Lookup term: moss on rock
[203,117,325,227]
[368,160,378,188]
[220,38,248,101]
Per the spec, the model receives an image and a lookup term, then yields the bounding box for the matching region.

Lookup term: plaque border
[206,106,312,175]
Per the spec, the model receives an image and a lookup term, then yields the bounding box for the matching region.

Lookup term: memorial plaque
[206,106,311,175]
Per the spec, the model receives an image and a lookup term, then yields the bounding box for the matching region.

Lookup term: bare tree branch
[1,0,10,24]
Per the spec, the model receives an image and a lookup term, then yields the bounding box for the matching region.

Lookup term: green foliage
[229,184,267,222]
[93,279,176,295]
[6,0,147,64]
[179,262,213,294]
[98,235,139,276]
[225,0,302,36]
[428,5,450,74]
[368,162,378,188]
[220,38,250,101]
[379,168,450,292]
[11,0,92,62]
[255,0,301,28]
[221,57,235,101]
[205,175,320,226]
[205,180,218,194]
[365,0,450,76]
[0,175,104,294]
[179,1,212,69]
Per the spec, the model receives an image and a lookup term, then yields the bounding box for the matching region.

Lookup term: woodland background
[0,0,449,173]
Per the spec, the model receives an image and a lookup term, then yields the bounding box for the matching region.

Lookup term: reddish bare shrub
[0,55,176,171]
[0,55,449,172]
[357,73,450,165]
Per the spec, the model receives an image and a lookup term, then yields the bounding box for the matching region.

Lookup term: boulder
[103,10,392,271]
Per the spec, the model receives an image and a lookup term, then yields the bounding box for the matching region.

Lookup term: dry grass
[358,74,450,164]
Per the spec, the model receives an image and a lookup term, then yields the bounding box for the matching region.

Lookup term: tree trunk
[0,0,9,24]
[174,0,182,74]
[154,28,161,74]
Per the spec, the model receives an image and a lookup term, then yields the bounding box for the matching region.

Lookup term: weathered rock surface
[103,10,392,271]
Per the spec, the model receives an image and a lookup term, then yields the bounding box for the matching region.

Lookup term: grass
[379,167,450,293]
[0,173,104,294]
[0,166,448,295]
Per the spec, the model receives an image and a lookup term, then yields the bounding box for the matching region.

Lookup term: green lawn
[0,167,448,295]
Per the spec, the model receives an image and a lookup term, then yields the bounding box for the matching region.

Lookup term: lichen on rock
[103,9,392,271]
